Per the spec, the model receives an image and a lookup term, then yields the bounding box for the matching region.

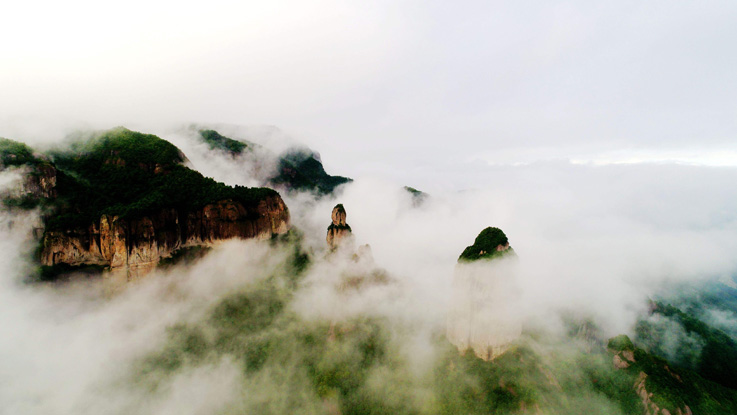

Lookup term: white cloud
[2,1,737,186]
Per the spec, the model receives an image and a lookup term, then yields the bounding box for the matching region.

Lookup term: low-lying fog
[1,127,736,414]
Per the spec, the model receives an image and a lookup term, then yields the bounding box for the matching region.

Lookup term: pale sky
[2,1,737,187]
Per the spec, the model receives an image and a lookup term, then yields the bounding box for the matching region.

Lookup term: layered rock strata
[41,196,289,278]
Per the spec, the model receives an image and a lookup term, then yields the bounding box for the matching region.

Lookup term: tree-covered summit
[195,128,352,195]
[60,127,186,167]
[271,149,352,195]
[22,127,280,230]
[0,137,42,167]
[458,226,514,262]
[199,129,253,154]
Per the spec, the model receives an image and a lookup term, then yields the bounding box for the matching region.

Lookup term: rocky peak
[327,203,353,250]
[331,204,347,226]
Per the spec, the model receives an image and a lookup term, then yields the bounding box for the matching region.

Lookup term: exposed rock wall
[2,163,58,200]
[23,164,57,198]
[41,195,289,278]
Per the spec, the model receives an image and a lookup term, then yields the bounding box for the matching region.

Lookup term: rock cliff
[0,137,58,202]
[326,204,353,250]
[447,227,521,360]
[0,129,292,280]
[21,163,57,199]
[41,196,289,279]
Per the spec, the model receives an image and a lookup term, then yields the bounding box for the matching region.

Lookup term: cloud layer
[2,1,737,187]
[1,131,736,413]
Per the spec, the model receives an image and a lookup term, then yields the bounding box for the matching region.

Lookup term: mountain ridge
[1,127,290,281]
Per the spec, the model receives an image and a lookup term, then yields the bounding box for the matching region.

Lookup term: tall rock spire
[326,204,353,250]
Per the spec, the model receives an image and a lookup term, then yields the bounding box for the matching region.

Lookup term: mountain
[403,186,428,207]
[609,334,737,414]
[196,129,430,201]
[1,127,289,281]
[0,137,58,205]
[447,227,521,360]
[635,301,737,390]
[197,129,352,195]
[458,226,515,262]
[3,127,737,415]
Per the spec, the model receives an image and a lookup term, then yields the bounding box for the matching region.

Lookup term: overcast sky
[2,1,736,187]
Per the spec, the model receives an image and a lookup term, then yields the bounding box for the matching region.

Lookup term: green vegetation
[404,186,428,206]
[141,300,737,415]
[657,278,737,341]
[458,227,515,262]
[0,138,59,213]
[45,128,278,229]
[139,324,210,375]
[3,195,41,209]
[137,242,403,414]
[135,242,737,415]
[636,302,737,390]
[134,236,678,415]
[195,128,352,195]
[61,127,185,166]
[610,334,737,414]
[199,129,251,154]
[403,186,422,196]
[35,263,109,282]
[157,246,213,269]
[607,334,635,351]
[271,149,352,195]
[0,138,39,167]
[433,338,647,415]
[270,228,312,280]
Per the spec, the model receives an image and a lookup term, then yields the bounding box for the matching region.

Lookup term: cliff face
[447,227,521,360]
[2,127,297,281]
[41,195,289,278]
[22,164,57,199]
